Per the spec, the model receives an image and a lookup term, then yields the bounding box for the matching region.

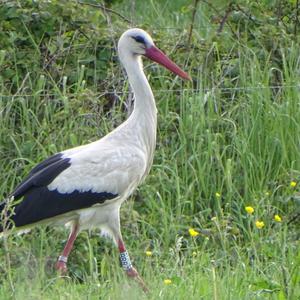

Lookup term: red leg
[56,223,79,274]
[118,239,148,292]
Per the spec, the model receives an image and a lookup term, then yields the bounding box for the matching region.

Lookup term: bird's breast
[75,199,122,231]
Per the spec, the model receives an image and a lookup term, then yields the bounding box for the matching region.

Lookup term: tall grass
[0,1,299,299]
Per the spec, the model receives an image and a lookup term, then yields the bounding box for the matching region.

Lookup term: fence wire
[0,85,299,99]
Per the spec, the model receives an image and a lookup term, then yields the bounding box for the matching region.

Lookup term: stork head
[118,28,190,80]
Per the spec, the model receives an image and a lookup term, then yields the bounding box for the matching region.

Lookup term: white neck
[119,51,157,171]
[120,54,157,116]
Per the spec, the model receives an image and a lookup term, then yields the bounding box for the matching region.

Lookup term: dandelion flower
[290,181,297,188]
[164,279,172,285]
[188,228,199,237]
[215,192,221,198]
[255,220,264,229]
[145,251,153,257]
[274,214,282,222]
[245,206,254,214]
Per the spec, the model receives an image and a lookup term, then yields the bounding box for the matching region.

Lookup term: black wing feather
[11,188,117,227]
[1,152,118,231]
[11,153,70,200]
[28,153,64,176]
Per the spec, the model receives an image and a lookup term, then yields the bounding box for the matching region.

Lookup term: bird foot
[126,267,149,293]
[55,260,68,274]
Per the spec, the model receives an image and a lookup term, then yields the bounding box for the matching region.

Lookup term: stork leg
[118,238,148,292]
[56,222,79,274]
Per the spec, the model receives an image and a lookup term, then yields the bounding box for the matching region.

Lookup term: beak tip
[182,73,192,81]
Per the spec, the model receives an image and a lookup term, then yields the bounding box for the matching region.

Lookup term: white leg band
[58,255,68,263]
[119,251,132,271]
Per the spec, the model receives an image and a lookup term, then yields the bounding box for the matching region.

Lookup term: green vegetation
[0,1,299,299]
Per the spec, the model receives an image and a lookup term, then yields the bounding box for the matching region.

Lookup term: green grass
[0,1,300,299]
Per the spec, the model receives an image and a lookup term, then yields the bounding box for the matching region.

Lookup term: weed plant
[0,1,299,299]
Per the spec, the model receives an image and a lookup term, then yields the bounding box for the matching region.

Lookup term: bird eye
[132,35,145,44]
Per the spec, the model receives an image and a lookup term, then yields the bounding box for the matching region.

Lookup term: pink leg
[56,223,79,274]
[118,239,148,292]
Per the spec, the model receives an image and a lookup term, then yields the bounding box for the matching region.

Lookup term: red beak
[145,45,191,81]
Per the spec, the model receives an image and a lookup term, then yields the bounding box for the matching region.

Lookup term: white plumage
[1,28,189,291]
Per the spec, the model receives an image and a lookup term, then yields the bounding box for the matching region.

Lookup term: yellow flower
[245,206,254,214]
[164,279,172,285]
[215,192,221,198]
[188,228,199,237]
[145,251,152,257]
[255,220,265,229]
[290,181,297,188]
[274,214,282,222]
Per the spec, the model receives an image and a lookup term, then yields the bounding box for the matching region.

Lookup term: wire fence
[0,84,299,99]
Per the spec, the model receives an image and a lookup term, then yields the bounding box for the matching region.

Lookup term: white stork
[0,28,189,291]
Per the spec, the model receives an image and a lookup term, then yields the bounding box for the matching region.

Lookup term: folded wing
[1,142,145,229]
